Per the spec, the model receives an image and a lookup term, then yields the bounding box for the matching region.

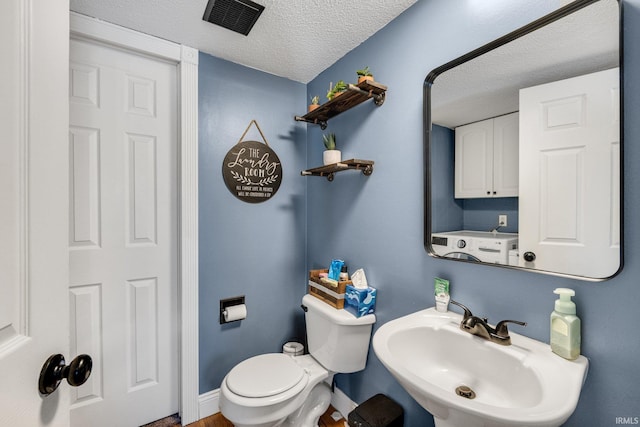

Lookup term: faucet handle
[450,300,473,320]
[495,319,527,337]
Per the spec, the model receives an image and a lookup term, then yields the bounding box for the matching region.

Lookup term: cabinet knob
[523,251,536,262]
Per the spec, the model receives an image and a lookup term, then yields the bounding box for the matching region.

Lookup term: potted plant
[326,82,334,101]
[308,95,320,112]
[332,80,348,98]
[356,66,374,84]
[322,133,341,165]
[327,80,348,100]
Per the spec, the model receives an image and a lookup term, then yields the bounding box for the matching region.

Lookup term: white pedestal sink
[372,308,588,427]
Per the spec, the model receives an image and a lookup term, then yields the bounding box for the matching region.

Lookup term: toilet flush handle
[300,304,308,312]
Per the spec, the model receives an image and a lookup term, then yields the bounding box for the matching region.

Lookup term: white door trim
[69,12,200,424]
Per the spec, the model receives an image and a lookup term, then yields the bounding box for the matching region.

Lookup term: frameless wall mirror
[424,0,622,280]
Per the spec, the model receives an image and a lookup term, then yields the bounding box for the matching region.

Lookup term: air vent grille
[203,0,265,36]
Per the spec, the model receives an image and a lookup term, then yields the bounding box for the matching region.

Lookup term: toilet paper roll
[283,342,304,356]
[224,304,247,322]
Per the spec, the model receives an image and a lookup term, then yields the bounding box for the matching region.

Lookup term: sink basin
[373,308,588,427]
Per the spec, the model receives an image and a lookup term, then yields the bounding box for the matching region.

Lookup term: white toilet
[219,294,376,427]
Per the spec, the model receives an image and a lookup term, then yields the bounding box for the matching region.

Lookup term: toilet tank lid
[303,294,376,326]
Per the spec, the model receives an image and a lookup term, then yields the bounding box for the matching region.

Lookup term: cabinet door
[493,112,519,197]
[454,119,494,198]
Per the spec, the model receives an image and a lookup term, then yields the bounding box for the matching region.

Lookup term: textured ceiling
[431,0,619,128]
[69,0,417,83]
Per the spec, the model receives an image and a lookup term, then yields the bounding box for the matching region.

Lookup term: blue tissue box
[345,285,376,318]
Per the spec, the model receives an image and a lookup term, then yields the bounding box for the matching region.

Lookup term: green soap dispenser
[550,288,581,360]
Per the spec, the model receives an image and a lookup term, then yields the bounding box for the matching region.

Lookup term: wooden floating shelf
[301,159,374,181]
[295,80,387,129]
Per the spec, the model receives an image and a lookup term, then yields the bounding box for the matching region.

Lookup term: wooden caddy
[307,269,352,309]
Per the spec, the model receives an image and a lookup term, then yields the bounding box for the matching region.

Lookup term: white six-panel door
[518,68,620,278]
[0,0,70,424]
[69,37,178,426]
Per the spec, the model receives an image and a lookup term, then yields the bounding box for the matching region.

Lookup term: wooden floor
[185,405,346,427]
[184,412,233,427]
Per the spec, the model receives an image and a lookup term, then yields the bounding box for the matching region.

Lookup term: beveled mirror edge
[423,0,624,282]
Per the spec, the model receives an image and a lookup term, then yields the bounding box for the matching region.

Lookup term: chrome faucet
[449,300,527,346]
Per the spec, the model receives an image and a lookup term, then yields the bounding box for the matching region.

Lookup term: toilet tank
[302,294,376,373]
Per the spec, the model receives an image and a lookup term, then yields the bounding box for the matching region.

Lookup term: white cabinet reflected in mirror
[424,0,622,280]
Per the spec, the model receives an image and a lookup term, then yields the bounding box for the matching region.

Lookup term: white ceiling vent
[202,0,265,36]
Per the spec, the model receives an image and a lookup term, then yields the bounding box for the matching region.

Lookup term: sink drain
[455,385,476,399]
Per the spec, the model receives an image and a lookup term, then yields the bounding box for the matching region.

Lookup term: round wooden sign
[222,140,282,203]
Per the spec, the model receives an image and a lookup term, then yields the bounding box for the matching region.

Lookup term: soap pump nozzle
[553,288,576,315]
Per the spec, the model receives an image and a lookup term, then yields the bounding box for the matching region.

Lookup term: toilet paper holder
[220,295,246,324]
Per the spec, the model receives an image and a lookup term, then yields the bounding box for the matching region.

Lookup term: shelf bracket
[346,84,386,106]
[300,159,374,182]
[294,115,328,129]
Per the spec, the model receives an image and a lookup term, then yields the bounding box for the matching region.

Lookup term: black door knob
[523,251,536,262]
[38,354,92,396]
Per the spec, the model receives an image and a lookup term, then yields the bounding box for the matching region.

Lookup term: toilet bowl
[219,294,376,427]
[220,354,331,427]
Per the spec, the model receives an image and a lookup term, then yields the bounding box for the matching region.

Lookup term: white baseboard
[331,386,357,420]
[198,389,220,419]
[197,386,356,421]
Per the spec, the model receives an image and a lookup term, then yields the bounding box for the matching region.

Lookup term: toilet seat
[226,353,306,398]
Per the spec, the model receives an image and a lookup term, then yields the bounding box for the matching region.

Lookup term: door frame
[69,12,200,424]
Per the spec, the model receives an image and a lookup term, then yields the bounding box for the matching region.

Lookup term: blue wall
[198,53,308,393]
[431,125,463,232]
[461,197,519,233]
[198,1,640,425]
[306,0,640,426]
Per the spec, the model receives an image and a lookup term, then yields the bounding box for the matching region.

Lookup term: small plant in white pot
[322,133,341,165]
